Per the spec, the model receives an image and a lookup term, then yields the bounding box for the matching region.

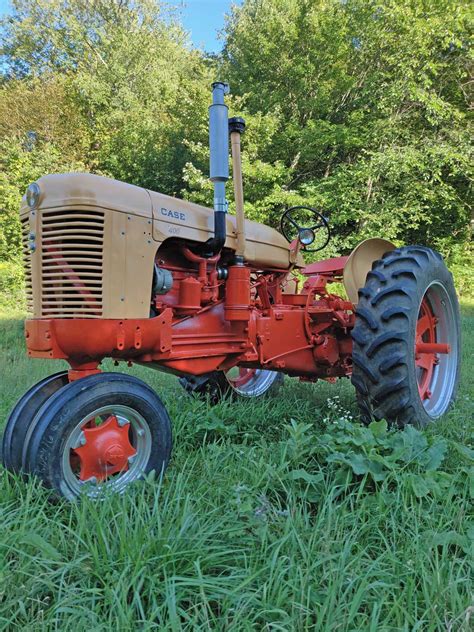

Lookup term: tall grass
[0,305,472,630]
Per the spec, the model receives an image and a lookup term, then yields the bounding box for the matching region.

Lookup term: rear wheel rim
[225,368,279,397]
[62,404,152,497]
[415,282,458,418]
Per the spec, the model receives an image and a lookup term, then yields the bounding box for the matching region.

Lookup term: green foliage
[278,415,472,502]
[220,0,472,268]
[0,0,211,261]
[0,260,25,310]
[449,242,474,299]
[0,0,472,292]
[0,136,87,262]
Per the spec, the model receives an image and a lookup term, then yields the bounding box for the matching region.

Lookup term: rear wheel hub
[414,282,457,417]
[226,367,257,389]
[415,297,438,401]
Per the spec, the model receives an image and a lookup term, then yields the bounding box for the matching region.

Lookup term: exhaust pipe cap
[229,117,246,135]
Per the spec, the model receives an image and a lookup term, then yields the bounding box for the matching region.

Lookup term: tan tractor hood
[24,173,301,270]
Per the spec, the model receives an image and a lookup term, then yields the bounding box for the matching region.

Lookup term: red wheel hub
[227,367,257,388]
[415,296,450,401]
[71,415,137,482]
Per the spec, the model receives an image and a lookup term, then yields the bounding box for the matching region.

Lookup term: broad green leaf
[424,440,448,471]
[369,420,388,438]
[409,475,431,498]
[343,453,369,476]
[286,469,324,484]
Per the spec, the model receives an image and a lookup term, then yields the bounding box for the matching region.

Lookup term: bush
[447,244,474,300]
[0,260,25,312]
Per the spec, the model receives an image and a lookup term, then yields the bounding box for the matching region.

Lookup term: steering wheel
[280,206,331,252]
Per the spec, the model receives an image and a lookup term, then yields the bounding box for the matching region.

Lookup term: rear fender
[343,238,396,304]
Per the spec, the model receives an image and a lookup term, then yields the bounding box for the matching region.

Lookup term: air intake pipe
[204,81,229,257]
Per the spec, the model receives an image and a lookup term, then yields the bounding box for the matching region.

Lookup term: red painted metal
[415,296,448,401]
[68,367,102,381]
[177,277,202,314]
[302,256,349,277]
[225,265,251,321]
[415,342,450,355]
[24,243,356,383]
[71,415,136,482]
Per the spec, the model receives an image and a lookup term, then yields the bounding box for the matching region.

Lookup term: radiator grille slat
[41,234,104,243]
[21,217,34,313]
[40,209,105,318]
[44,245,103,251]
[42,213,105,223]
[39,271,103,279]
[42,263,103,270]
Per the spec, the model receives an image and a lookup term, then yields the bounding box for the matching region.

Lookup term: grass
[0,304,472,631]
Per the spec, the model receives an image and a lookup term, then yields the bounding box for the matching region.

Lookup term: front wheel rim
[62,404,152,497]
[225,368,279,397]
[414,282,458,418]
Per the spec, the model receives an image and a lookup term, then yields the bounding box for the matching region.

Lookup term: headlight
[298,228,315,246]
[26,182,41,209]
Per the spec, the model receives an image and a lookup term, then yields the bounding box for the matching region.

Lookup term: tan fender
[343,238,397,305]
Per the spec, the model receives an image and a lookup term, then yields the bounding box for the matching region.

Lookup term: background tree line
[0,0,472,298]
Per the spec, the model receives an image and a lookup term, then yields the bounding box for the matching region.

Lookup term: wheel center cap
[72,415,137,481]
[105,443,125,463]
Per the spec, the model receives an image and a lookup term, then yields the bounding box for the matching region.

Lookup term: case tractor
[2,83,460,499]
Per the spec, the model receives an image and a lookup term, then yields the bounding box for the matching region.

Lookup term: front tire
[22,373,172,499]
[351,246,461,427]
[1,371,69,472]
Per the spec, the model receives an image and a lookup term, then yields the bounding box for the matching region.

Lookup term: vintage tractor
[2,83,461,499]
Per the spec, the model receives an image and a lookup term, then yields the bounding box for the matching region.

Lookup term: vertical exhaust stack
[205,81,230,256]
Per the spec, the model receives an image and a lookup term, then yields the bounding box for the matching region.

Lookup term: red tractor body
[25,253,354,382]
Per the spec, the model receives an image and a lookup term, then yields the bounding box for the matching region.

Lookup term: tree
[1,0,212,190]
[0,0,212,259]
[218,0,472,257]
[0,0,471,291]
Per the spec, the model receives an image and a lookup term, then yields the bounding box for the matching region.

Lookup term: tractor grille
[21,217,33,313]
[40,209,105,318]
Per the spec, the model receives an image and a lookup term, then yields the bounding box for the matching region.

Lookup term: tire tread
[351,245,460,427]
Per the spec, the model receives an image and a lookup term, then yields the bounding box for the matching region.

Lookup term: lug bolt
[73,431,87,449]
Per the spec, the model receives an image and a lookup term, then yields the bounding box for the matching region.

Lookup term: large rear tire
[22,373,172,499]
[179,368,284,405]
[351,246,461,427]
